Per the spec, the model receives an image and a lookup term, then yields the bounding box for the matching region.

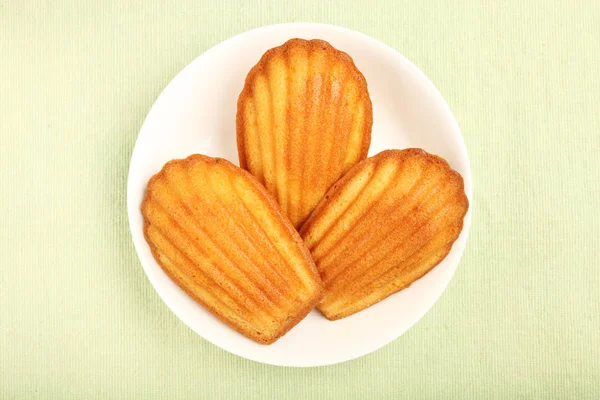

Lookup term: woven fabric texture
[1,1,599,398]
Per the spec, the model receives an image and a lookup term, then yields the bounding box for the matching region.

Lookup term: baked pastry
[142,154,323,344]
[237,38,373,228]
[300,149,469,320]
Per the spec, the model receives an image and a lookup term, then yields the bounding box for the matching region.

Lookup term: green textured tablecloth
[2,1,599,398]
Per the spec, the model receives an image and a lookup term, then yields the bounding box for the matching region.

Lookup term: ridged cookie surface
[237,38,373,228]
[142,154,323,344]
[300,149,469,320]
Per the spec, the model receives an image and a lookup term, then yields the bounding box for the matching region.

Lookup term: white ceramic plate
[127,23,472,367]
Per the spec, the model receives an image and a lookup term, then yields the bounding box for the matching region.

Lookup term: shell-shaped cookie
[300,149,469,320]
[237,38,373,228]
[142,155,323,344]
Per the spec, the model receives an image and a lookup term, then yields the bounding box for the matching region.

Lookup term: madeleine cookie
[237,38,373,228]
[300,149,468,320]
[142,154,323,343]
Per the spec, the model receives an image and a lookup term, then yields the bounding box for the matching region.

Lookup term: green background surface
[1,0,599,398]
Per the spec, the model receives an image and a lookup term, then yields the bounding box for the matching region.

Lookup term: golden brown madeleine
[142,154,323,344]
[237,38,373,228]
[300,149,469,320]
